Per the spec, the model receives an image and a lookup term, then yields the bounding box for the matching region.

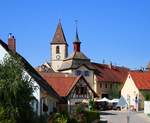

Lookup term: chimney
[73,41,81,52]
[108,62,112,69]
[8,33,16,52]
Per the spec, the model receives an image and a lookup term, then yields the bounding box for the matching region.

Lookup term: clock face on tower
[56,55,61,60]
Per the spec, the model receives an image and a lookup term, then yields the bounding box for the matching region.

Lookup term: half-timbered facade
[38,71,98,113]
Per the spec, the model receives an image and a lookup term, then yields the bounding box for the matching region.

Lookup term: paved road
[100,110,150,123]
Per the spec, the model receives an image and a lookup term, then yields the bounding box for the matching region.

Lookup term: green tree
[110,83,121,99]
[141,90,150,101]
[0,54,35,123]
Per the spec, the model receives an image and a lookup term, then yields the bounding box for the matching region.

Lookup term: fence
[144,101,150,114]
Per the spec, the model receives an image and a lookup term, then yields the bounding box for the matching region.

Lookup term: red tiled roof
[38,72,98,97]
[39,72,77,97]
[130,71,150,90]
[92,63,129,83]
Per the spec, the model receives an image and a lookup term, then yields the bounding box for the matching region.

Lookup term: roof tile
[130,71,150,90]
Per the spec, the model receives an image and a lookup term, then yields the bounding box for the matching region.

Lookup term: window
[100,83,102,88]
[56,46,60,54]
[42,98,48,113]
[75,86,87,96]
[81,87,87,95]
[110,84,112,89]
[76,70,82,76]
[84,71,90,76]
[105,83,107,88]
[31,99,38,114]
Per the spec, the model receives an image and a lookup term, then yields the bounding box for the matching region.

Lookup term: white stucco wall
[61,69,73,74]
[0,45,9,61]
[51,60,63,71]
[144,101,150,114]
[23,71,41,115]
[72,66,94,89]
[121,74,139,108]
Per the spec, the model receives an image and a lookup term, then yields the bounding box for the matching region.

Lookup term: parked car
[112,102,121,110]
[95,101,109,110]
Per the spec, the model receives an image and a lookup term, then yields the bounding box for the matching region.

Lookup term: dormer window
[84,71,90,76]
[76,70,82,76]
[56,46,60,54]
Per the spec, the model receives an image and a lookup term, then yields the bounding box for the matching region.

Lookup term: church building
[36,21,98,112]
[37,21,129,100]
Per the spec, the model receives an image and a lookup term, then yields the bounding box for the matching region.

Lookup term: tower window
[56,46,60,54]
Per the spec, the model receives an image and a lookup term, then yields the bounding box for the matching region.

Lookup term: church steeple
[51,20,68,45]
[73,21,81,52]
[51,20,68,72]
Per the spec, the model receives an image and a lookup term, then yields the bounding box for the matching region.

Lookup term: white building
[121,71,150,110]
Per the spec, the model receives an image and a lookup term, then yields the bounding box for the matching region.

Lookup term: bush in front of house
[51,111,78,123]
[72,103,100,123]
[84,110,100,123]
[52,111,69,123]
[32,114,48,123]
[67,118,78,123]
[88,99,96,111]
[141,90,150,101]
[51,102,100,123]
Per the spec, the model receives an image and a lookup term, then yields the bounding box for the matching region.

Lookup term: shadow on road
[100,111,117,115]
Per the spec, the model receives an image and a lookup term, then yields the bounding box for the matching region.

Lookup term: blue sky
[0,0,150,69]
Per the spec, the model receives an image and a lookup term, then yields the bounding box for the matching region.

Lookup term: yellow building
[121,71,150,110]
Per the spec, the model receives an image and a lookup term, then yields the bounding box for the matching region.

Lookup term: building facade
[121,71,150,110]
[38,21,130,99]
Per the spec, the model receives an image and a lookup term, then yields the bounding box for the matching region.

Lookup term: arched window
[56,46,60,54]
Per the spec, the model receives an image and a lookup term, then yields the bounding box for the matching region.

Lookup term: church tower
[51,21,68,71]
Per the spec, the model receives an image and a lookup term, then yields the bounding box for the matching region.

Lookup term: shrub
[88,99,95,111]
[0,54,35,123]
[67,118,78,123]
[52,111,69,123]
[31,114,47,123]
[84,110,100,123]
[76,104,84,113]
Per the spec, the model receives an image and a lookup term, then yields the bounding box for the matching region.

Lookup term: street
[100,110,150,123]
